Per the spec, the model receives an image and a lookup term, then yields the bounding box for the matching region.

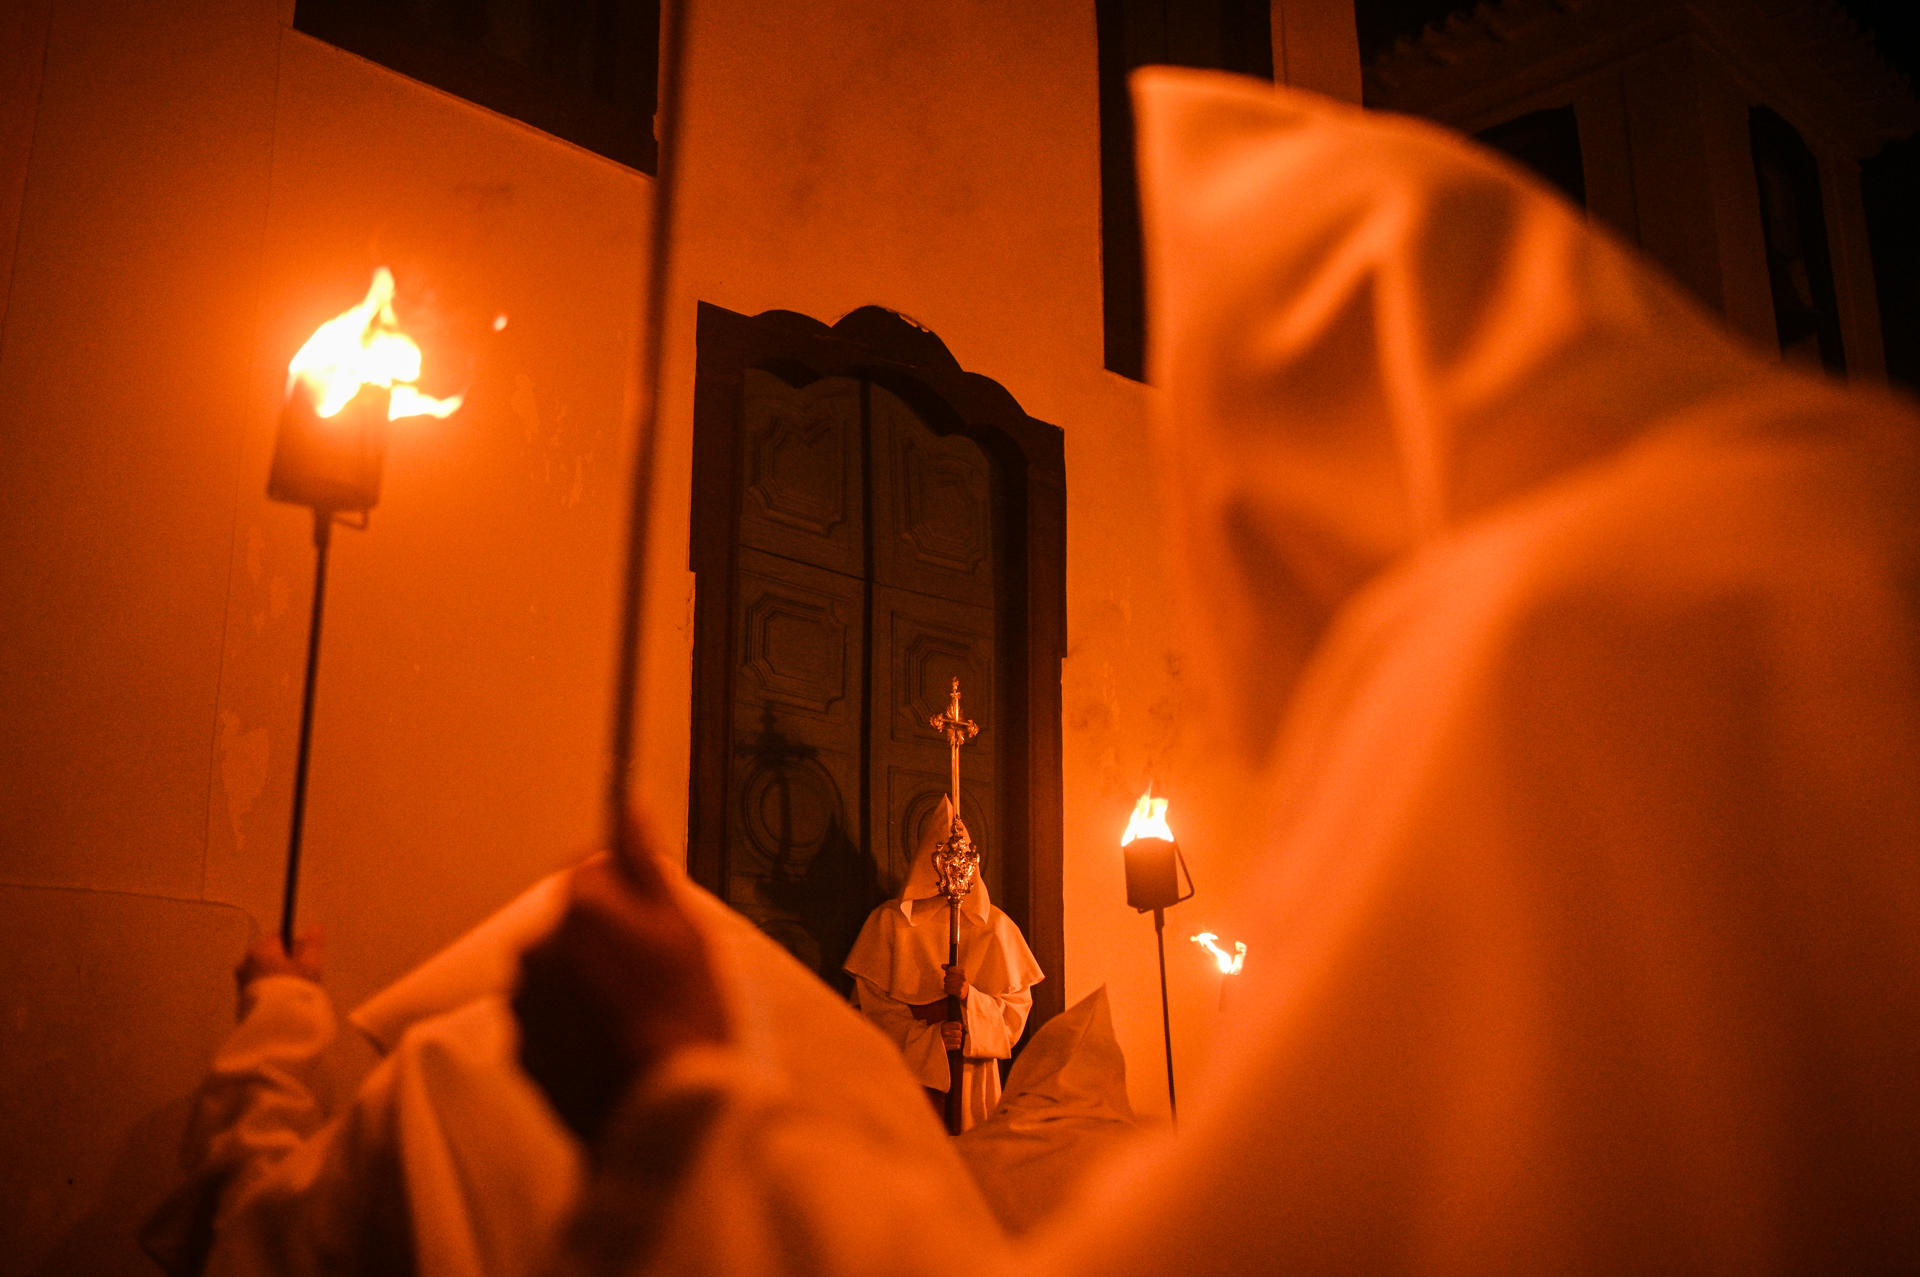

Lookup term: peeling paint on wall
[216,710,270,857]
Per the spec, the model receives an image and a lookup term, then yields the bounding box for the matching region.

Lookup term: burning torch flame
[1120,790,1175,846]
[287,267,464,421]
[1191,932,1246,975]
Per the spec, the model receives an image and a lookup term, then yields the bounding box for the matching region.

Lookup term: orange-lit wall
[0,2,1358,1269]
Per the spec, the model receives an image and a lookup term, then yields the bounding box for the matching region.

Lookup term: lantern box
[268,380,390,514]
[1124,835,1193,913]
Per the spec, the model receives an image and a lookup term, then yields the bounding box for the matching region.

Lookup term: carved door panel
[865,384,1001,902]
[725,548,866,973]
[719,376,1004,982]
[724,369,873,975]
[737,370,864,575]
[869,583,998,902]
[869,383,994,608]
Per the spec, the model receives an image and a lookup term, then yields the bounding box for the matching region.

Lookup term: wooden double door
[688,305,1064,1015]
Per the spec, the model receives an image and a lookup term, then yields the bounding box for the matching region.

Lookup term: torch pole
[1154,905,1177,1124]
[280,508,334,951]
[604,0,690,870]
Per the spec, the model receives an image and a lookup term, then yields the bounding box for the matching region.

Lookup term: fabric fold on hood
[1131,67,1838,763]
[952,986,1137,1234]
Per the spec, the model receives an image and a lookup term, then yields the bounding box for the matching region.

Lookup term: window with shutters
[293,0,660,173]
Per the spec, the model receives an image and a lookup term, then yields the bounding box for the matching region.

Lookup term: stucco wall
[0,2,1357,1269]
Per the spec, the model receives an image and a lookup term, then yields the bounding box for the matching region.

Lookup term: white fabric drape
[146,981,583,1277]
[562,68,1920,1274]
[149,864,992,1276]
[1033,68,1920,1274]
[843,900,1036,1129]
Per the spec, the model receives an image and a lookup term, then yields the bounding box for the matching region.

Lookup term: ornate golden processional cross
[927,676,980,1134]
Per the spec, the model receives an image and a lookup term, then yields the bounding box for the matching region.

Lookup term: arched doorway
[687,304,1066,1031]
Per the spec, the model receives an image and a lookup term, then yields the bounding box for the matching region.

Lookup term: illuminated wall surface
[0,3,1362,1269]
[0,0,1903,1270]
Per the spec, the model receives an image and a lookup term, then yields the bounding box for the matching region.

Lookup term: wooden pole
[944,697,965,1135]
[928,677,979,1135]
[605,0,690,868]
[945,899,963,1134]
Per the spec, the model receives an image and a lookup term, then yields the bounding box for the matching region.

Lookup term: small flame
[1120,789,1175,846]
[287,267,464,421]
[1191,932,1246,975]
[492,313,509,332]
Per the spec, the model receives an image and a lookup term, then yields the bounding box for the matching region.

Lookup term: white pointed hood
[896,794,990,925]
[1131,68,1841,764]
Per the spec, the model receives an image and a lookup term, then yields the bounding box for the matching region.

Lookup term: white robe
[557,70,1920,1275]
[842,795,1044,1131]
[144,980,582,1277]
[843,896,1040,1130]
[147,862,995,1276]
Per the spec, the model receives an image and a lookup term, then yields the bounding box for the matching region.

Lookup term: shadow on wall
[0,886,253,1277]
[742,705,886,996]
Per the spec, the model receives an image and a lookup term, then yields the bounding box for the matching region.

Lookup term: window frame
[293,0,660,173]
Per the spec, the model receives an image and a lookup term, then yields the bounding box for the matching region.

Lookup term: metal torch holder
[267,382,389,948]
[1125,833,1193,1124]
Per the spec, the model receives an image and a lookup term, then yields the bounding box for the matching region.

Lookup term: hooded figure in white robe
[1041,69,1920,1273]
[145,854,994,1276]
[843,796,1044,1131]
[141,874,583,1277]
[529,67,1920,1276]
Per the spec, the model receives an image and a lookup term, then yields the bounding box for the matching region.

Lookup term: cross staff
[927,677,980,1135]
